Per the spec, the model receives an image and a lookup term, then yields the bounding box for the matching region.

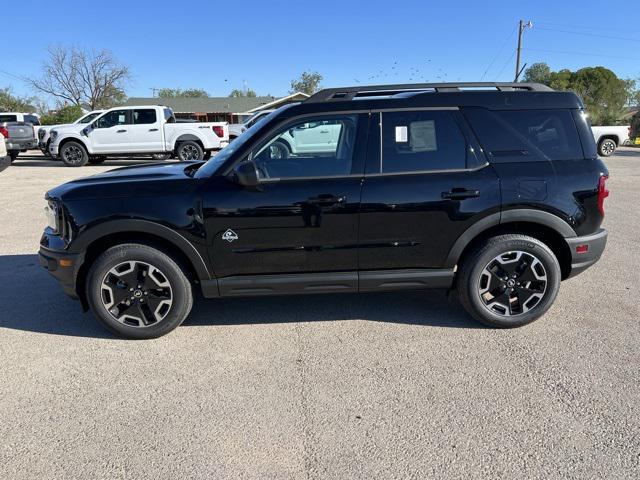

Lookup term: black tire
[176,141,203,161]
[457,234,561,328]
[60,141,89,167]
[202,151,212,160]
[151,153,172,161]
[86,243,193,339]
[88,156,106,165]
[9,151,18,162]
[598,138,617,157]
[269,140,290,159]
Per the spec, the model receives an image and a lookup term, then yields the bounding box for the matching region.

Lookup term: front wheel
[176,141,203,161]
[9,151,18,162]
[598,138,617,157]
[457,234,561,328]
[86,244,193,339]
[60,141,89,167]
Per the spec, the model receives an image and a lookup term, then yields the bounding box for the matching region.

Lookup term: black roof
[291,82,583,114]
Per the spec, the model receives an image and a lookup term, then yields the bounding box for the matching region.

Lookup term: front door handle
[441,188,480,200]
[117,129,127,133]
[309,194,346,205]
[149,128,159,132]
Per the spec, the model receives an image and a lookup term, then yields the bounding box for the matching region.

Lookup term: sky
[2,0,639,104]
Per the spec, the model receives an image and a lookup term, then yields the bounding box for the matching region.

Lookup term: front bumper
[38,141,48,150]
[49,143,59,158]
[6,139,37,151]
[566,228,607,278]
[38,245,83,300]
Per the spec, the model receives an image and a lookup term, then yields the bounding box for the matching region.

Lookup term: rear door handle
[116,129,127,133]
[441,188,480,200]
[149,128,159,132]
[310,194,346,205]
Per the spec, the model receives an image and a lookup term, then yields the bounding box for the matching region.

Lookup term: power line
[523,47,640,62]
[495,50,516,81]
[534,26,640,43]
[480,26,517,81]
[533,21,640,34]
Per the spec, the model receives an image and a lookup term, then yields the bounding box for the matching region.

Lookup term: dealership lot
[0,150,638,479]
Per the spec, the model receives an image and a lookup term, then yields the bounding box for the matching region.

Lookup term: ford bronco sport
[39,82,609,339]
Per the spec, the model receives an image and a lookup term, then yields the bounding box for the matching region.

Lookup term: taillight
[0,126,9,138]
[597,175,609,216]
[212,126,224,137]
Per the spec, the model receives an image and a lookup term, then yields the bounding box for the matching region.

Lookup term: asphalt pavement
[0,150,638,479]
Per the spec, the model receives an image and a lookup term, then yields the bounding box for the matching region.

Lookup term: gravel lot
[0,150,638,479]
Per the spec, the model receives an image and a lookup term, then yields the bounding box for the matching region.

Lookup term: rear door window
[379,110,468,173]
[463,108,583,161]
[133,109,157,124]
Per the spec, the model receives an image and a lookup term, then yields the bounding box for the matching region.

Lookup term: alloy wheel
[477,250,547,317]
[63,145,83,164]
[100,261,173,327]
[601,139,616,156]
[180,144,199,161]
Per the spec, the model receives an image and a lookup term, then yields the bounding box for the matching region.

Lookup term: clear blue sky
[3,0,639,103]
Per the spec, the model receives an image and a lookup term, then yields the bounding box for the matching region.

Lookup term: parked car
[228,109,275,140]
[38,110,104,156]
[0,131,10,172]
[591,125,630,156]
[0,112,40,125]
[48,106,229,166]
[0,121,38,161]
[40,82,609,339]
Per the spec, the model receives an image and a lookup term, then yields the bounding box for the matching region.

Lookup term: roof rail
[305,82,553,103]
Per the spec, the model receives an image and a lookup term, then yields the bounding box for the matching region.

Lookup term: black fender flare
[175,134,201,144]
[444,209,576,268]
[71,219,211,280]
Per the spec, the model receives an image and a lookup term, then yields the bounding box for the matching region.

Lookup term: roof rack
[305,82,553,103]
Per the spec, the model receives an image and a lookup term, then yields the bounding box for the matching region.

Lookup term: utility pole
[515,20,533,82]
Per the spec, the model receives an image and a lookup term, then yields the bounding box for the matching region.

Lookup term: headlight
[44,200,59,232]
[50,130,58,141]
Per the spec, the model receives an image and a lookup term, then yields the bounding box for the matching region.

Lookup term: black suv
[39,82,609,339]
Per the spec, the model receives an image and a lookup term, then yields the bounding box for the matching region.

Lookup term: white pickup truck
[48,105,229,166]
[592,125,630,157]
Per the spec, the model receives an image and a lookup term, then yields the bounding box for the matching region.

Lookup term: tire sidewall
[60,141,89,167]
[177,141,203,161]
[599,139,616,157]
[86,245,192,339]
[463,237,561,327]
[271,141,290,159]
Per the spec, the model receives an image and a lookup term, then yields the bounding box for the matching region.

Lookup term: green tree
[229,88,257,98]
[290,71,323,95]
[0,87,37,112]
[522,62,551,84]
[158,88,208,98]
[522,63,634,125]
[39,104,84,125]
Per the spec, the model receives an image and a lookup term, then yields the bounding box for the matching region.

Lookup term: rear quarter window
[0,115,18,122]
[462,108,583,162]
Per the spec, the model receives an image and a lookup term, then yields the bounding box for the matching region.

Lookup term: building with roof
[122,92,309,123]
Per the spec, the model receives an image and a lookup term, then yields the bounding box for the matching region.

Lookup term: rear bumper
[6,139,37,151]
[38,246,83,300]
[566,228,607,278]
[0,155,10,172]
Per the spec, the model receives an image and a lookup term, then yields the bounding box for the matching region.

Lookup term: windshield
[77,112,101,124]
[195,105,294,178]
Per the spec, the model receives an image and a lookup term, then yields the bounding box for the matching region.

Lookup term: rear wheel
[151,153,172,161]
[60,141,89,167]
[269,140,290,159]
[598,138,617,157]
[9,151,18,162]
[176,141,203,161]
[457,234,561,328]
[86,244,193,339]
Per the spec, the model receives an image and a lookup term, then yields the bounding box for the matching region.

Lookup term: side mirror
[81,124,94,136]
[233,160,260,188]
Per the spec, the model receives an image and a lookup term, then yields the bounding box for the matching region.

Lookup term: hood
[47,161,203,201]
[50,123,83,134]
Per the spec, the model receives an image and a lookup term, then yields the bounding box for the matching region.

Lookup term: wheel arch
[58,136,90,153]
[174,134,205,152]
[73,220,211,309]
[446,210,575,280]
[598,135,619,146]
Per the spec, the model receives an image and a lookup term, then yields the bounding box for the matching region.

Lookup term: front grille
[38,129,45,140]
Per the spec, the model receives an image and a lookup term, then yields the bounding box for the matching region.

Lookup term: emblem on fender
[222,229,239,243]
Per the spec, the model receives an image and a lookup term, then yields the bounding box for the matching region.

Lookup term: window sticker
[395,126,408,143]
[410,120,437,152]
